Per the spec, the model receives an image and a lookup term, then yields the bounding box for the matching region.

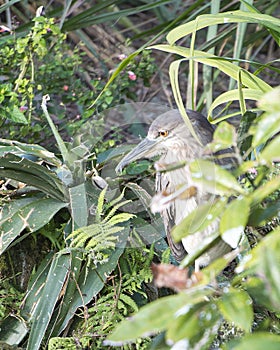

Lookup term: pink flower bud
[118,54,127,60]
[128,71,137,81]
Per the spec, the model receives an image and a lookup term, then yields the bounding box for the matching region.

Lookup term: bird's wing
[163,203,187,262]
[156,170,188,262]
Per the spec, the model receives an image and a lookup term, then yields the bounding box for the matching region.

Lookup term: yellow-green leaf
[190,159,244,195]
[217,288,253,332]
[220,196,251,248]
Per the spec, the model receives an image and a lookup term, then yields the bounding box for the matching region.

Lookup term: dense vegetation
[0,1,279,349]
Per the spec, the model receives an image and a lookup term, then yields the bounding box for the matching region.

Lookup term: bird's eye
[159,130,169,137]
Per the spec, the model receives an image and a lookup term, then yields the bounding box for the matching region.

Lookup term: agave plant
[0,95,136,349]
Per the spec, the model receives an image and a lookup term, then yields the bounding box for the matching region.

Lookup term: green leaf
[190,159,244,195]
[217,288,253,332]
[0,0,20,13]
[166,10,280,45]
[20,252,55,321]
[26,253,71,350]
[257,86,280,112]
[259,135,280,162]
[0,153,65,201]
[125,182,153,218]
[166,302,221,346]
[220,196,251,248]
[10,106,28,124]
[62,0,174,31]
[169,60,202,145]
[107,290,211,344]
[208,89,263,122]
[125,160,151,175]
[0,139,62,167]
[149,45,271,93]
[251,176,280,206]
[226,332,280,350]
[58,247,125,333]
[248,199,280,226]
[68,183,88,228]
[251,112,280,148]
[236,228,280,311]
[41,95,69,164]
[172,199,226,242]
[0,316,28,346]
[208,121,237,152]
[0,195,67,254]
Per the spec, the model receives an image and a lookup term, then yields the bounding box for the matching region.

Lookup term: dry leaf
[151,263,202,292]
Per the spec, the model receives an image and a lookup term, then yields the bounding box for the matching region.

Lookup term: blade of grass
[203,0,220,110]
[41,95,68,164]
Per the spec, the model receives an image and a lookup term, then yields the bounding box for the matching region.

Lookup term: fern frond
[118,293,139,314]
[107,188,126,208]
[107,213,135,226]
[103,199,132,223]
[95,186,107,222]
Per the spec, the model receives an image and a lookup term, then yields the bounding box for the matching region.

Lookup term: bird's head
[115,109,196,174]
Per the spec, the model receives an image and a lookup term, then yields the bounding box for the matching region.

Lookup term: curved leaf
[167,10,280,45]
[149,45,271,93]
[172,199,226,242]
[0,195,67,254]
[220,196,251,248]
[217,288,253,332]
[190,159,244,195]
[0,153,65,201]
[208,89,263,121]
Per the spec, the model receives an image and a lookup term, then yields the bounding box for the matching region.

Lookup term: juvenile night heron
[116,109,231,268]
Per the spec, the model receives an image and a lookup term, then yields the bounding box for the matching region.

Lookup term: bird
[115,109,232,269]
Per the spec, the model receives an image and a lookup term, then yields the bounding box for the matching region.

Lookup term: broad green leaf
[259,135,280,162]
[0,316,28,346]
[166,10,280,45]
[0,195,67,254]
[58,246,125,333]
[20,252,55,321]
[217,289,253,333]
[0,153,65,201]
[208,89,263,122]
[69,183,88,228]
[125,182,153,218]
[0,139,62,167]
[190,159,244,195]
[257,86,280,112]
[251,112,280,147]
[97,145,132,164]
[172,199,226,242]
[166,302,220,346]
[220,196,251,248]
[180,230,221,268]
[26,253,71,350]
[226,332,280,350]
[126,160,151,175]
[107,290,212,343]
[251,176,280,206]
[149,45,271,93]
[208,121,237,152]
[236,228,280,310]
[248,199,280,226]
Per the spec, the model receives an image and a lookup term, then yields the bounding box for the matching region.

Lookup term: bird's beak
[115,137,158,174]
